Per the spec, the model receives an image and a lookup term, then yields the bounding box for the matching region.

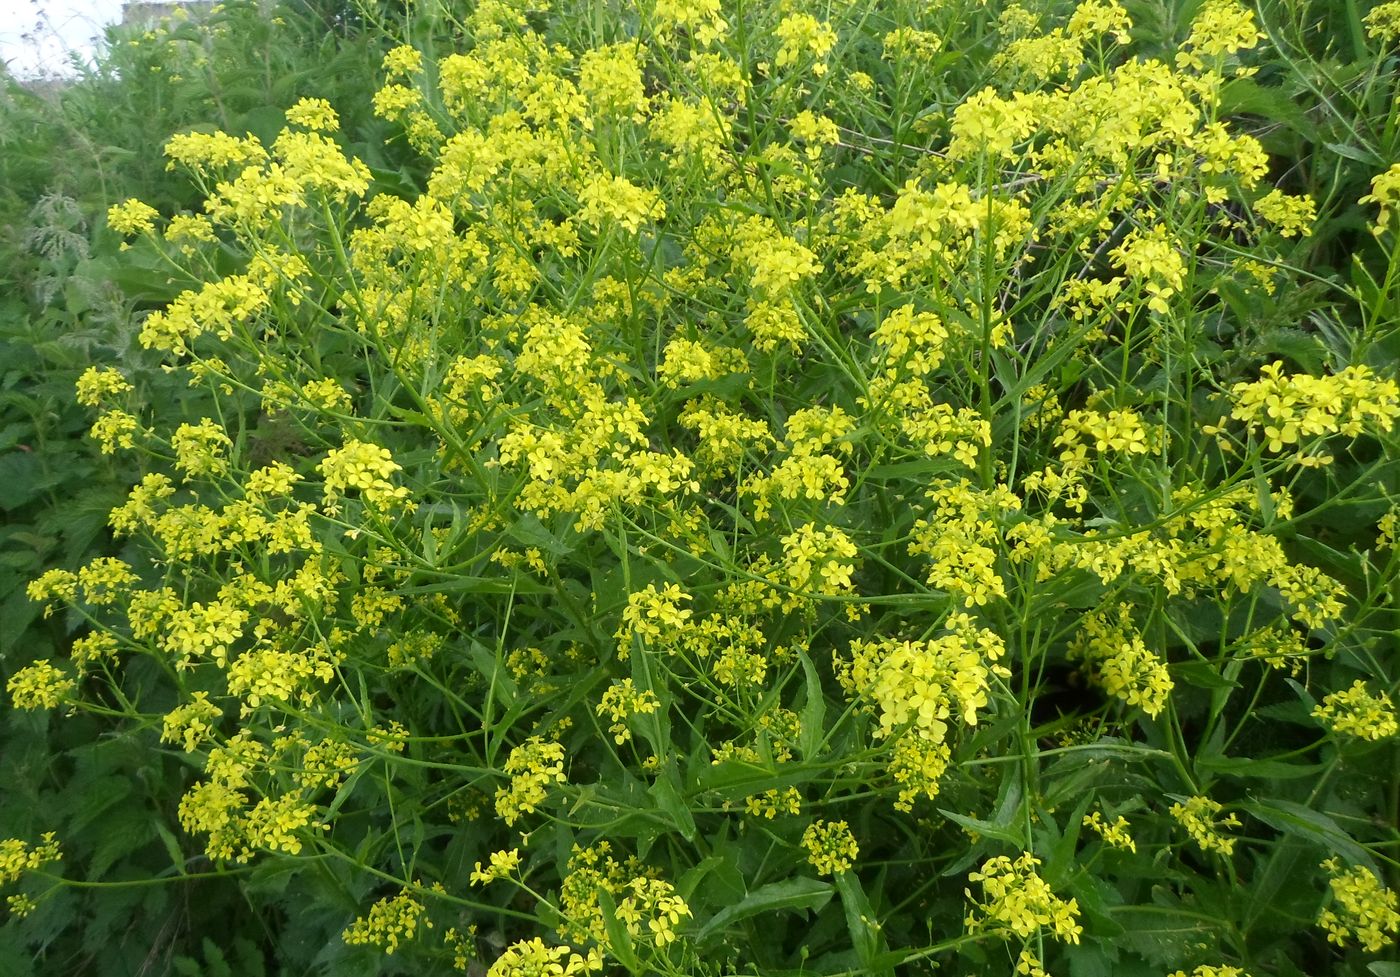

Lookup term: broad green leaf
[1240,798,1373,867]
[697,877,834,942]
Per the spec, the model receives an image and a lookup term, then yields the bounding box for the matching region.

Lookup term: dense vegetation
[2,1,1399,975]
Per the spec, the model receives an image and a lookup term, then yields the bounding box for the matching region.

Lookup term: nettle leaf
[86,804,158,881]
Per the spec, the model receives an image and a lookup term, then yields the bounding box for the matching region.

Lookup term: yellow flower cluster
[1313,680,1399,741]
[486,938,602,977]
[556,843,690,950]
[1082,811,1136,852]
[1367,2,1400,42]
[909,481,1019,607]
[657,338,748,388]
[7,661,74,710]
[1254,189,1316,237]
[744,786,803,819]
[652,0,727,47]
[596,679,661,745]
[1318,858,1400,952]
[107,198,160,235]
[577,173,664,234]
[1176,0,1263,71]
[469,848,521,886]
[872,305,949,376]
[774,14,837,76]
[1224,361,1400,460]
[343,887,432,954]
[780,523,859,608]
[0,833,61,886]
[75,366,132,407]
[1110,225,1186,314]
[1068,605,1173,718]
[964,853,1082,944]
[840,616,1008,810]
[615,583,692,660]
[495,737,567,825]
[801,819,858,875]
[317,439,411,508]
[160,692,223,752]
[172,418,231,479]
[284,96,339,132]
[164,130,268,175]
[1169,795,1241,856]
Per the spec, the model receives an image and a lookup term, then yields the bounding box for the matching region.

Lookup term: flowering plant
[5,1,1400,975]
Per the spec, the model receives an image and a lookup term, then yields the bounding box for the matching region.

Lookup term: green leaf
[87,805,155,880]
[834,871,892,977]
[646,769,697,844]
[202,938,232,977]
[596,887,643,975]
[1324,140,1382,165]
[1240,798,1373,867]
[696,877,834,942]
[1172,660,1238,692]
[1196,754,1326,780]
[936,809,1025,847]
[694,759,820,800]
[1217,77,1314,137]
[797,648,826,762]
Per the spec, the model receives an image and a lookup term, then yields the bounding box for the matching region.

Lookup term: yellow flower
[1082,810,1137,852]
[1069,605,1173,717]
[381,43,422,78]
[0,833,61,886]
[1254,189,1316,237]
[161,693,223,753]
[774,14,837,75]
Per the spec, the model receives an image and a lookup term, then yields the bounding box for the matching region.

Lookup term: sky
[0,0,124,78]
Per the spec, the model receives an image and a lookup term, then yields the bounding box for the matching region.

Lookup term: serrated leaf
[203,938,232,977]
[87,806,155,881]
